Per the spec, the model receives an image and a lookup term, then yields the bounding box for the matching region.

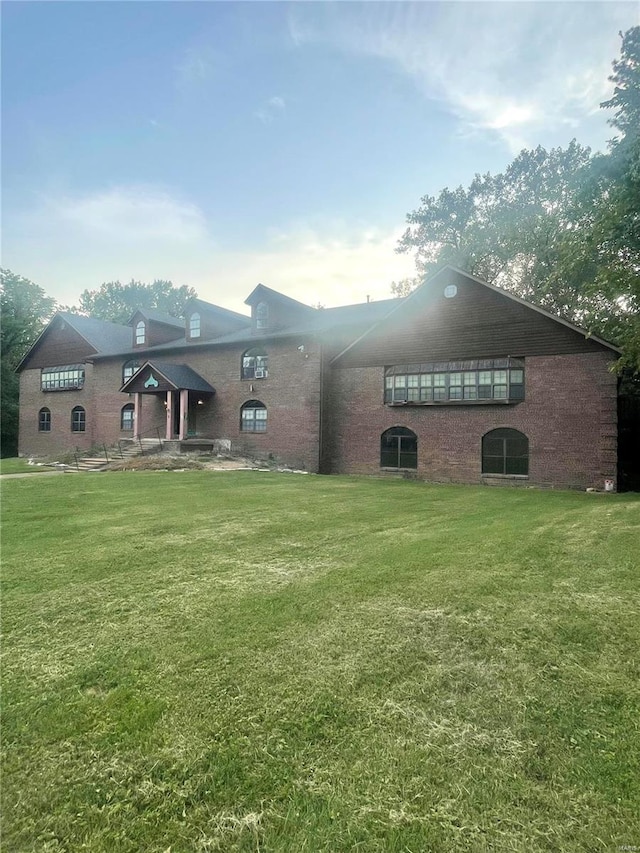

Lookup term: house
[17,267,620,489]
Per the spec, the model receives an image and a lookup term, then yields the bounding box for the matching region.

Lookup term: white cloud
[4,190,415,311]
[288,1,638,153]
[42,186,208,244]
[255,95,286,124]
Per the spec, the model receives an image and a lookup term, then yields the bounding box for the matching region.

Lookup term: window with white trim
[241,400,267,432]
[122,360,142,384]
[121,403,135,431]
[189,313,201,338]
[256,302,269,330]
[135,320,146,345]
[41,365,85,391]
[384,359,524,404]
[242,348,268,379]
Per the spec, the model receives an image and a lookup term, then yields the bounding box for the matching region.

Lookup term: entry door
[173,392,181,437]
[187,397,197,437]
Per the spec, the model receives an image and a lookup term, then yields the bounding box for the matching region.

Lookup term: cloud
[42,186,208,244]
[255,95,286,124]
[287,2,637,152]
[4,191,415,311]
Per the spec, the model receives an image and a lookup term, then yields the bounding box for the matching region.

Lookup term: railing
[133,426,164,454]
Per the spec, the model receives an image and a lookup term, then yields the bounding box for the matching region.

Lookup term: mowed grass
[2,472,639,852]
[0,457,53,475]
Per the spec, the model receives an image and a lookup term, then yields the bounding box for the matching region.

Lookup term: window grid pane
[384,360,524,404]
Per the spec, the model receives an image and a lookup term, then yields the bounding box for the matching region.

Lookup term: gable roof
[186,298,249,325]
[17,312,132,370]
[129,309,185,328]
[120,360,216,393]
[331,266,621,366]
[244,283,316,315]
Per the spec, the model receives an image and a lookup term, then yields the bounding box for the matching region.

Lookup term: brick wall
[19,339,323,472]
[324,352,618,490]
[19,364,97,456]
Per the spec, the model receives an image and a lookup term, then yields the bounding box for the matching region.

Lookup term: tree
[74,279,197,324]
[1,270,56,457]
[395,26,640,370]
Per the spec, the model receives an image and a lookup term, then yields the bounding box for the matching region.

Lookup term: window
[482,428,529,476]
[121,403,134,431]
[135,320,146,345]
[256,302,269,330]
[71,406,86,433]
[242,348,268,379]
[122,360,142,384]
[41,365,85,391]
[241,400,267,432]
[38,408,51,432]
[189,313,201,339]
[384,359,524,405]
[380,427,418,469]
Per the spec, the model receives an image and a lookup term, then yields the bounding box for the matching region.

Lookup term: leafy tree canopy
[396,26,640,371]
[1,269,56,456]
[75,279,198,325]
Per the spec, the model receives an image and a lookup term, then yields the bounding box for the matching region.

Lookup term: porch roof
[120,360,216,394]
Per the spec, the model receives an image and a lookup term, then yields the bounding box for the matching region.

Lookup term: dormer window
[135,320,146,346]
[189,313,201,339]
[256,302,269,330]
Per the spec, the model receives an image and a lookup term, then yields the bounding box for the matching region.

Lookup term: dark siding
[334,270,613,368]
[19,317,97,369]
[192,309,249,342]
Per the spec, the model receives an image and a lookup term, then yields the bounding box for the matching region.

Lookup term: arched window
[135,320,146,345]
[241,400,267,432]
[380,427,418,469]
[241,348,268,380]
[189,313,201,339]
[482,428,529,475]
[122,360,141,384]
[38,407,51,432]
[256,302,269,330]
[121,403,135,431]
[71,406,86,433]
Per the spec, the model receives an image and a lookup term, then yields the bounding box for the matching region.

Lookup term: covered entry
[120,361,215,440]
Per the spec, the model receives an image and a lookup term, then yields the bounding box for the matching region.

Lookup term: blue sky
[2,1,638,314]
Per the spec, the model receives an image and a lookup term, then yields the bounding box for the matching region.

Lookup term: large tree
[74,279,197,325]
[1,269,56,457]
[396,26,640,370]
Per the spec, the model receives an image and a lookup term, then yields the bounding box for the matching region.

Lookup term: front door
[173,392,181,437]
[188,397,197,437]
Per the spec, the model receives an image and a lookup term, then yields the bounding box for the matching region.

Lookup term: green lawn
[0,457,54,475]
[2,472,639,852]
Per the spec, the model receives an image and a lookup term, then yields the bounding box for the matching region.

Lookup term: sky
[2,1,638,316]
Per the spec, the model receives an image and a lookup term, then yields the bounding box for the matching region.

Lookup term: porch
[120,360,216,442]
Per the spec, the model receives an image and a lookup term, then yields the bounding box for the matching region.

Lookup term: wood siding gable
[18,315,98,370]
[332,268,618,368]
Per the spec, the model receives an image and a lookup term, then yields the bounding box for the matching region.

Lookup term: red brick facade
[17,269,620,489]
[324,352,617,489]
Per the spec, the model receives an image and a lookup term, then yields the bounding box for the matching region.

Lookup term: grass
[0,457,55,475]
[2,471,639,852]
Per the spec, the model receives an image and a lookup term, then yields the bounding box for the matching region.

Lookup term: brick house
[17,267,620,489]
